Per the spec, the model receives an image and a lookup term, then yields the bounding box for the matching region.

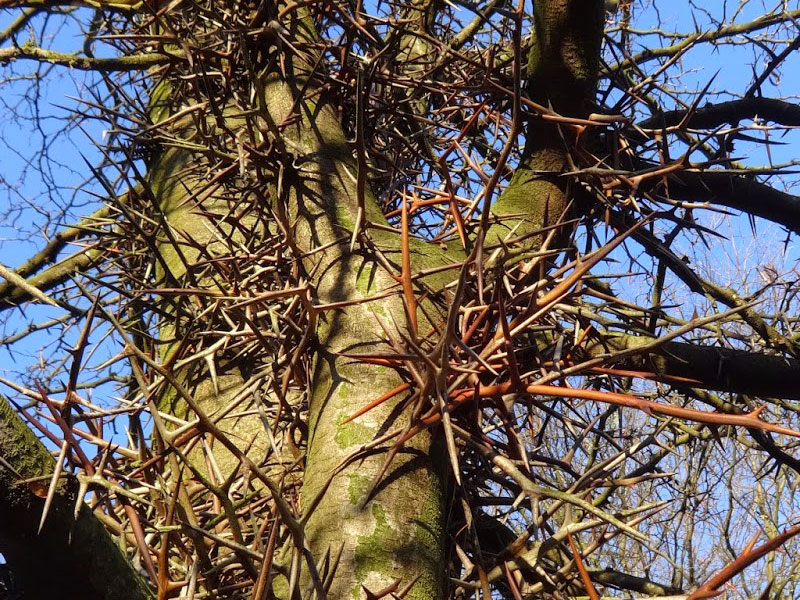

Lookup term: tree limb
[0,43,177,70]
[0,0,140,10]
[584,334,800,400]
[589,568,680,596]
[0,395,153,600]
[607,9,800,72]
[665,169,800,234]
[0,246,102,312]
[638,97,800,130]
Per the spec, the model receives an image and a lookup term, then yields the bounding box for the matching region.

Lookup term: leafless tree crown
[2,1,800,599]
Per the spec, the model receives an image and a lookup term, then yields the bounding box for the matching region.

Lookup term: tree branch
[0,246,102,312]
[0,395,153,600]
[665,169,800,234]
[584,335,800,400]
[0,43,177,70]
[607,8,800,72]
[0,0,140,10]
[638,97,800,130]
[589,568,680,596]
[0,205,119,313]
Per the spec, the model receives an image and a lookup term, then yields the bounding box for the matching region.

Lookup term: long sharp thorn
[39,441,68,534]
[567,532,600,600]
[343,383,411,424]
[441,407,461,485]
[400,190,418,335]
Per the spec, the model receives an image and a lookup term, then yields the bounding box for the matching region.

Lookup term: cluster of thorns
[6,1,800,599]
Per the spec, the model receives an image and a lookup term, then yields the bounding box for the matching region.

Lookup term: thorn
[567,532,600,600]
[39,442,68,534]
[707,424,724,450]
[343,383,411,424]
[73,476,89,523]
[205,353,219,395]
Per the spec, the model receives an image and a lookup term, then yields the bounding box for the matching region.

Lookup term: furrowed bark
[0,395,153,600]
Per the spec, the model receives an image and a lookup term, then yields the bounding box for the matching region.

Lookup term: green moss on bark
[335,411,377,449]
[352,504,397,595]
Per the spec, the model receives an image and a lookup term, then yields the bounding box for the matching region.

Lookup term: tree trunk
[146,7,456,598]
[145,1,606,598]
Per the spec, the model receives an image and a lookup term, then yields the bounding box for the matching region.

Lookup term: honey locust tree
[3,0,800,598]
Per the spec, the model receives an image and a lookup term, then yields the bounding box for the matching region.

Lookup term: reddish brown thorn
[588,366,703,386]
[35,381,95,476]
[687,524,800,600]
[449,382,800,439]
[400,191,418,335]
[567,532,600,600]
[343,383,411,424]
[535,215,651,309]
[503,561,524,600]
[124,502,158,583]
